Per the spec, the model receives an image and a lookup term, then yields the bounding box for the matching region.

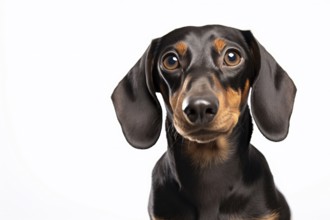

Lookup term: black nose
[183,96,219,125]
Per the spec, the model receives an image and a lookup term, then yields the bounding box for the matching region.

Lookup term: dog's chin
[177,129,224,144]
[173,120,236,144]
[185,136,217,144]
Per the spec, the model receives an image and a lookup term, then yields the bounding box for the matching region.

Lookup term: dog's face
[112,25,296,149]
[155,26,254,143]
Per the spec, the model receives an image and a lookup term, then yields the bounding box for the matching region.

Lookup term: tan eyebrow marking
[175,41,188,56]
[214,38,226,52]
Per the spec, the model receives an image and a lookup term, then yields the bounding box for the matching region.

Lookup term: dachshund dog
[112,25,296,220]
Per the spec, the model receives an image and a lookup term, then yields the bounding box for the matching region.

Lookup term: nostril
[204,105,218,124]
[205,107,217,116]
[184,106,198,123]
[184,107,196,117]
[182,96,219,125]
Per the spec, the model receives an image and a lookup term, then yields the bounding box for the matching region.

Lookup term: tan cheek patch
[225,87,242,109]
[211,75,242,111]
[240,80,250,107]
[215,86,241,125]
[220,80,250,113]
[169,77,193,134]
[208,75,241,132]
[169,75,192,110]
[169,91,180,112]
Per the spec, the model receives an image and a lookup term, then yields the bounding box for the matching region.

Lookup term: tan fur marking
[169,91,180,112]
[151,217,166,220]
[211,75,241,134]
[170,76,248,167]
[152,212,279,220]
[175,41,188,56]
[169,75,192,109]
[228,212,279,220]
[256,212,279,220]
[214,38,226,52]
[185,136,231,168]
[241,80,250,107]
[151,217,165,220]
[226,87,242,109]
[170,75,192,133]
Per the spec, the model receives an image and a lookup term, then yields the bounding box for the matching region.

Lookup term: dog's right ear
[242,31,296,142]
[111,40,162,149]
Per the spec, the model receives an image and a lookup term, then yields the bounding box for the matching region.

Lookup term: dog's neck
[164,106,253,205]
[165,106,253,168]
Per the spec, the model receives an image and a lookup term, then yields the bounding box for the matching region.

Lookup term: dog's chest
[178,158,242,208]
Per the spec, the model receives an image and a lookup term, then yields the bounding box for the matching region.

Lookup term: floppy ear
[243,31,297,141]
[111,40,162,149]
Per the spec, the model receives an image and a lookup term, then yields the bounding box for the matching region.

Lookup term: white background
[1,0,329,219]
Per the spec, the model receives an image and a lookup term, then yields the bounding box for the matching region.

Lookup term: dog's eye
[224,50,241,66]
[162,53,180,71]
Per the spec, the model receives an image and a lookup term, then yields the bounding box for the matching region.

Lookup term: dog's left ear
[111,40,162,149]
[242,31,297,141]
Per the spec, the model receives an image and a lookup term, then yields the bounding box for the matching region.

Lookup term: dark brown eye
[162,53,180,70]
[224,49,241,66]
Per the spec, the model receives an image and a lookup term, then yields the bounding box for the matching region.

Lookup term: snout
[170,75,242,143]
[182,95,219,126]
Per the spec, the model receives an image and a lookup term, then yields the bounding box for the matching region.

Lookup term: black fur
[112,25,296,220]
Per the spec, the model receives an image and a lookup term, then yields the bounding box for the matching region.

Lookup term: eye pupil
[224,50,241,66]
[228,52,236,61]
[168,56,178,65]
[163,53,180,70]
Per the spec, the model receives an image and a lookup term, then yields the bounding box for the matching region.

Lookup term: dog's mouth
[173,115,238,143]
[178,129,228,143]
[187,130,221,143]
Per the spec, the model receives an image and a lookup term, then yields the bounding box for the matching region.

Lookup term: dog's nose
[183,96,219,125]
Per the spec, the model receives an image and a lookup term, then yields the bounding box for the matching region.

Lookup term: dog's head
[112,25,296,149]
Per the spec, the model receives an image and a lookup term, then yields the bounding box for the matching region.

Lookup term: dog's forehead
[159,25,246,48]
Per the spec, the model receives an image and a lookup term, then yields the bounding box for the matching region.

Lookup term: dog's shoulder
[241,144,273,184]
[151,152,173,185]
